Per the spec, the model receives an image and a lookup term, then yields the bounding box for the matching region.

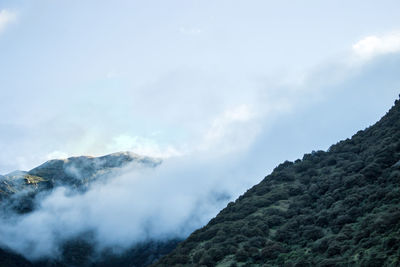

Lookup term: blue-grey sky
[1,0,400,173]
[2,1,400,259]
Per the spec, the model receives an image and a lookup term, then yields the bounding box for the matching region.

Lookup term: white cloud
[107,134,183,159]
[45,151,69,160]
[200,104,260,153]
[352,32,400,59]
[0,9,17,34]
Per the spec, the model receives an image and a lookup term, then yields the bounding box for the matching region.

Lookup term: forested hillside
[154,97,400,266]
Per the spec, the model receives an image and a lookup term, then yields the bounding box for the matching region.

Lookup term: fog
[0,157,240,259]
[0,51,399,261]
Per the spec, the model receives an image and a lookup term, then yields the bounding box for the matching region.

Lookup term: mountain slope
[154,98,400,266]
[0,152,177,267]
[0,151,160,213]
[29,151,160,183]
[27,151,160,190]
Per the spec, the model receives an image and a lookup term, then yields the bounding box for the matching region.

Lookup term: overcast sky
[1,0,400,174]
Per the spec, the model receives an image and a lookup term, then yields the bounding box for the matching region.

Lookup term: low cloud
[200,104,260,154]
[107,134,183,159]
[0,154,242,260]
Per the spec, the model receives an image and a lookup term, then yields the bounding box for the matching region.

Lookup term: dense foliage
[0,239,181,267]
[154,98,400,266]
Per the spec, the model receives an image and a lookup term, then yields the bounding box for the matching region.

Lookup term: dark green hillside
[154,98,400,266]
[0,248,33,267]
[0,239,182,267]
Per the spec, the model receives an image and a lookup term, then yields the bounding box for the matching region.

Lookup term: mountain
[2,98,400,267]
[154,97,400,266]
[0,152,180,267]
[0,151,160,213]
[28,151,161,186]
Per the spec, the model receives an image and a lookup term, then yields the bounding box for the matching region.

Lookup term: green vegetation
[2,99,400,266]
[0,248,32,267]
[23,174,47,185]
[154,99,400,266]
[0,173,49,205]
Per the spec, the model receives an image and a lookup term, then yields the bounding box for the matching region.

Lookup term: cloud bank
[0,154,244,260]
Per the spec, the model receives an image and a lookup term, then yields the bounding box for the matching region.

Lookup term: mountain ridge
[0,151,161,211]
[0,151,178,267]
[1,98,400,266]
[153,97,400,266]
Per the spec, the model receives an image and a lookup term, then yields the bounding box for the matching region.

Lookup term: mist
[1,1,400,261]
[0,152,257,260]
[0,50,399,261]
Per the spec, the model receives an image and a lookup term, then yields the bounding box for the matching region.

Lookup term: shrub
[235,249,248,262]
[208,248,225,262]
[302,226,324,241]
[326,242,341,256]
[312,238,329,253]
[260,243,284,259]
[266,215,284,227]
[361,163,382,180]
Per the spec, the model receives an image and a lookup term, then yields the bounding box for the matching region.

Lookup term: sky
[0,0,400,175]
[1,0,400,260]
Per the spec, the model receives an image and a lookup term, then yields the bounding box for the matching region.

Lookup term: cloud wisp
[0,9,16,34]
[352,32,400,60]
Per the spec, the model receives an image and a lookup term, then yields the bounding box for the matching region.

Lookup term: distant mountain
[3,97,400,267]
[0,151,160,213]
[0,152,180,267]
[154,98,400,266]
[29,151,160,184]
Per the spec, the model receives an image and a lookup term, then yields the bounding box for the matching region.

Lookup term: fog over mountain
[1,0,400,174]
[0,151,255,263]
[1,1,400,266]
[0,59,399,263]
[154,96,400,266]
